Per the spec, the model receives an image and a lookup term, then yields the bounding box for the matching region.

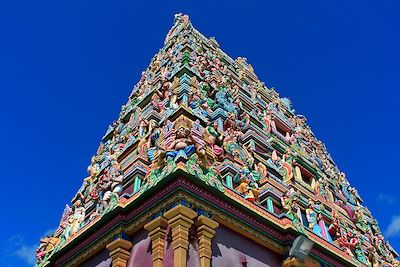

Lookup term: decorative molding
[106,238,133,267]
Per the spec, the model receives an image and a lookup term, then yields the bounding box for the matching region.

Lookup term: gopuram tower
[36,14,399,267]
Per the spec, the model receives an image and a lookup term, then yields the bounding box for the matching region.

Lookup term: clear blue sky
[0,1,399,266]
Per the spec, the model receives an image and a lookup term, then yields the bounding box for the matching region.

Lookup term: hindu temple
[36,14,399,267]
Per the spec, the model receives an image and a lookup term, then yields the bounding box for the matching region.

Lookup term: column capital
[281,257,304,267]
[106,238,133,267]
[195,215,219,229]
[144,216,168,232]
[164,204,198,221]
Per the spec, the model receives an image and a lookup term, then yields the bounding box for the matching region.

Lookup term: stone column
[106,238,133,267]
[195,215,219,267]
[144,216,168,267]
[164,205,197,267]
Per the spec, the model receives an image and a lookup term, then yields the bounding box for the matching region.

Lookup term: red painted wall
[211,226,282,267]
[124,225,282,267]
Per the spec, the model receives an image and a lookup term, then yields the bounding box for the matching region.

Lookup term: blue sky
[0,1,399,265]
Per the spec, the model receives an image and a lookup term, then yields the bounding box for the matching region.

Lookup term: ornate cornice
[49,174,361,267]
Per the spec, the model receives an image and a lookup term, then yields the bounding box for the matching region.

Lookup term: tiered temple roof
[36,14,399,267]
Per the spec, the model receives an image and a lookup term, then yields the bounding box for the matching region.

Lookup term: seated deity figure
[36,236,60,262]
[165,126,195,161]
[236,178,259,202]
[222,128,245,161]
[254,161,268,181]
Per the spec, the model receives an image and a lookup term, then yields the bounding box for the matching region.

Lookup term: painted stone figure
[70,199,86,236]
[306,199,323,237]
[166,126,195,161]
[236,178,259,202]
[206,121,224,160]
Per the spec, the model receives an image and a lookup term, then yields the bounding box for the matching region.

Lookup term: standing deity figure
[352,233,369,265]
[206,121,224,160]
[306,199,323,237]
[138,118,149,138]
[97,162,124,213]
[70,200,86,236]
[354,207,370,233]
[281,147,294,183]
[146,120,165,167]
[281,190,305,234]
[87,156,100,179]
[263,112,276,134]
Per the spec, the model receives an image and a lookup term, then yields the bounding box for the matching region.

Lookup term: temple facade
[36,14,399,267]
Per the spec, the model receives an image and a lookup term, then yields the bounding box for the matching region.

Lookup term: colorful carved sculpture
[37,14,399,267]
[306,199,323,237]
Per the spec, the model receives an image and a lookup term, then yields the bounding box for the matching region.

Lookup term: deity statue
[138,118,149,138]
[237,112,250,130]
[281,147,294,183]
[352,233,369,265]
[70,199,86,236]
[262,111,276,134]
[255,162,268,180]
[222,128,247,163]
[354,207,371,233]
[87,156,100,180]
[146,120,165,167]
[36,236,60,263]
[306,199,323,237]
[214,87,235,113]
[189,90,209,118]
[235,177,259,202]
[281,190,305,234]
[206,121,224,160]
[98,161,124,212]
[165,126,195,162]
